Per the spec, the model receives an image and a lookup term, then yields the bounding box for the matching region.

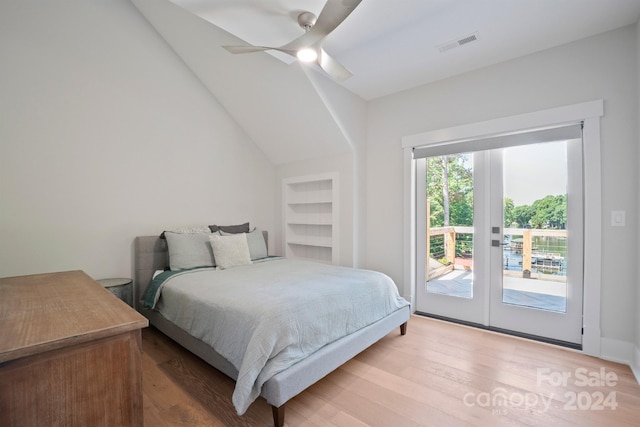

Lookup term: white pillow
[209,234,252,270]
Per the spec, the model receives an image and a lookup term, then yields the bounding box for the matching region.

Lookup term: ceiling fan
[222,0,362,82]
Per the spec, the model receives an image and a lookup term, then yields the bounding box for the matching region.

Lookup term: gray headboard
[133,231,268,311]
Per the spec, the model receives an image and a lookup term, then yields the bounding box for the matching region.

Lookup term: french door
[414,127,584,346]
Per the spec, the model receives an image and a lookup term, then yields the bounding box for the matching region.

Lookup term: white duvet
[152,258,409,414]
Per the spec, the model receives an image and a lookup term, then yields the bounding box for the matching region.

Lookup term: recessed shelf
[283,173,339,265]
[286,199,333,205]
[286,239,333,248]
[287,220,333,226]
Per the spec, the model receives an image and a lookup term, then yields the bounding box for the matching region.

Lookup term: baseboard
[596,338,640,386]
[600,336,634,365]
[632,346,640,385]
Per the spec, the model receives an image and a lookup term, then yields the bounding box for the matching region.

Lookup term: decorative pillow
[165,232,215,270]
[159,225,211,239]
[208,222,250,234]
[209,234,252,270]
[220,228,267,260]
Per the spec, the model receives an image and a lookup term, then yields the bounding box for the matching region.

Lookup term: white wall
[273,65,367,268]
[365,26,638,348]
[0,0,275,280]
[635,20,640,380]
[301,68,368,267]
[131,0,355,167]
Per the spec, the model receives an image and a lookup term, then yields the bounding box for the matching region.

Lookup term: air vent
[437,32,479,53]
[458,34,477,45]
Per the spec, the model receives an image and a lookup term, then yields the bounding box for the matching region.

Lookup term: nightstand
[97,277,133,307]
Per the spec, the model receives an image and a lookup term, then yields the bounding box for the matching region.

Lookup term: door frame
[402,100,603,357]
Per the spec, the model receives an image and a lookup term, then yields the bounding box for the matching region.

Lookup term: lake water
[503,235,567,275]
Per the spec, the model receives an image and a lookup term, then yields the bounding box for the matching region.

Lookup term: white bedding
[150,257,409,414]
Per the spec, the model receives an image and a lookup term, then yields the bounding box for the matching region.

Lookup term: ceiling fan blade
[282,0,362,51]
[222,45,274,54]
[224,44,302,62]
[313,0,362,36]
[317,47,353,82]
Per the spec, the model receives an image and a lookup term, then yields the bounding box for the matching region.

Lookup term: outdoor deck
[427,269,567,312]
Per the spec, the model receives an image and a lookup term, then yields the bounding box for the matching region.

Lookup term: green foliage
[426,157,567,230]
[512,205,534,228]
[530,195,566,229]
[426,155,473,227]
[503,198,515,227]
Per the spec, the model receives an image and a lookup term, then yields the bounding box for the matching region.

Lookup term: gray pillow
[246,228,268,260]
[220,228,268,260]
[209,222,250,234]
[165,232,215,270]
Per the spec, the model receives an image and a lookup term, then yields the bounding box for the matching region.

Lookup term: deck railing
[427,226,567,281]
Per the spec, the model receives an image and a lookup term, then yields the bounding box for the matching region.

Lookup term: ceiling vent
[437,32,479,53]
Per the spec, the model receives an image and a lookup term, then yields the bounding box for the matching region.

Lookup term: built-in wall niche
[283,173,339,264]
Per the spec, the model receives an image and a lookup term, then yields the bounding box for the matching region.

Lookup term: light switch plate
[611,211,625,227]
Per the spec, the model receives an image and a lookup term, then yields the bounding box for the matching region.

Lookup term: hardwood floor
[142,315,640,426]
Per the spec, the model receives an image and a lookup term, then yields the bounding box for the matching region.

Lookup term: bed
[134,229,410,427]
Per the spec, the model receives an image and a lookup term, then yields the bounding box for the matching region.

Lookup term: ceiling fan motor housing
[298,11,317,31]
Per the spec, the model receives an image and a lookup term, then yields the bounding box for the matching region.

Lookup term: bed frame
[133,234,410,427]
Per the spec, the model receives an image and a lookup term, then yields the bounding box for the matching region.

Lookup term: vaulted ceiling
[165,0,640,100]
[132,0,640,165]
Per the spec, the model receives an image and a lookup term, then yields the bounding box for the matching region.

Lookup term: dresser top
[0,270,148,363]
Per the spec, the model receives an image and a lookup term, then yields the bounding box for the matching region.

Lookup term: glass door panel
[500,142,568,313]
[425,153,474,299]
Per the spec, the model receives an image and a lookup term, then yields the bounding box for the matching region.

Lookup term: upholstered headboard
[133,236,167,310]
[133,231,268,311]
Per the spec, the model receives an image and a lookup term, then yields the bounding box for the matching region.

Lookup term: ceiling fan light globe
[296,48,318,62]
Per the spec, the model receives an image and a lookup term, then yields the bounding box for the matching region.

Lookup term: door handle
[491,240,507,247]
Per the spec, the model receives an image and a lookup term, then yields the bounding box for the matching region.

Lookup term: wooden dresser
[0,270,148,426]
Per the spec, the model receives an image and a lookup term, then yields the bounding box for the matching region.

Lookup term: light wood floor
[142,315,640,426]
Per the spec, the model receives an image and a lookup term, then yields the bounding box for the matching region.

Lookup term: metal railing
[427,227,567,281]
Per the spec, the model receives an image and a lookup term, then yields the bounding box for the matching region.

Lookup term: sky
[503,141,568,206]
